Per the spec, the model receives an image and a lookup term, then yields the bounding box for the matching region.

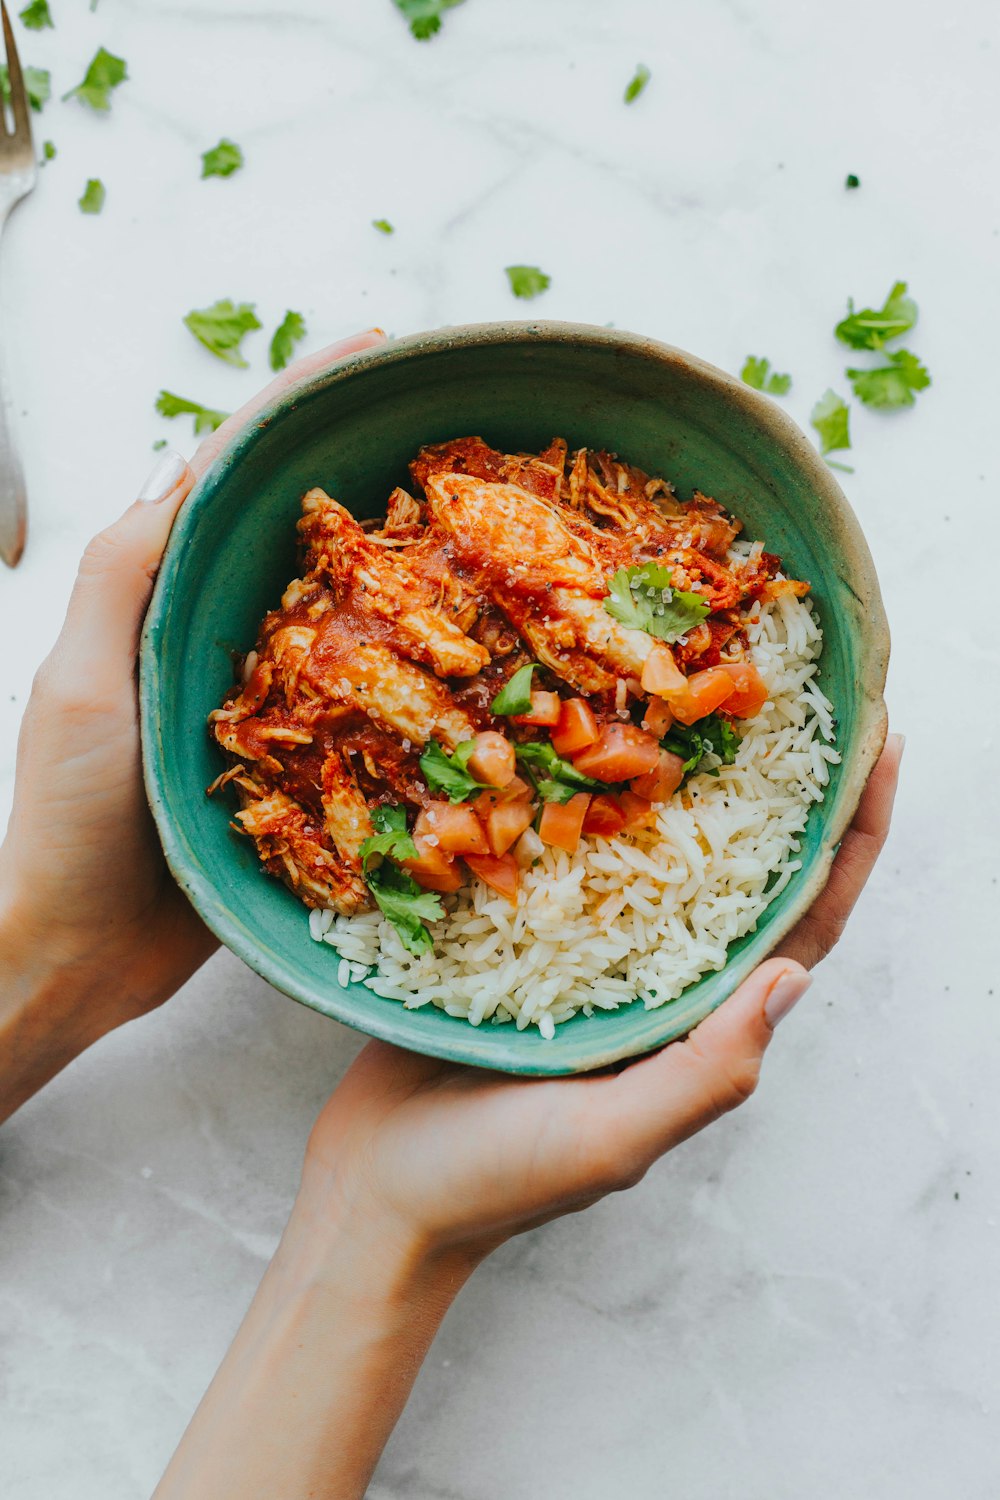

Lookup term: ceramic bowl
[140,322,889,1075]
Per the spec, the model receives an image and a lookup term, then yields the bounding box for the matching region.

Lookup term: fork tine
[1,1,32,144]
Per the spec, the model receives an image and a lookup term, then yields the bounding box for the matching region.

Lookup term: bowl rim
[140,319,889,1073]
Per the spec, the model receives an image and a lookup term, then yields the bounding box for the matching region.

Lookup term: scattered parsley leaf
[741,355,791,396]
[78,177,105,214]
[269,309,306,372]
[810,389,851,456]
[62,47,127,111]
[847,349,930,409]
[662,714,739,780]
[365,858,443,954]
[154,390,230,434]
[152,438,168,451]
[505,265,550,300]
[603,561,710,645]
[19,0,53,30]
[41,139,56,162]
[201,138,244,179]
[392,0,465,40]
[372,218,394,234]
[359,804,418,868]
[514,740,602,792]
[490,663,537,717]
[835,280,917,351]
[0,63,50,111]
[624,64,650,103]
[183,298,261,367]
[419,739,489,803]
[845,173,860,189]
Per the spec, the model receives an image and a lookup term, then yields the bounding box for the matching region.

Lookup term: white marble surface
[2,1,999,1494]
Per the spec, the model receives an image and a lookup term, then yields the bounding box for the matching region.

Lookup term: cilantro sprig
[358,804,418,868]
[506,265,550,300]
[63,47,127,112]
[662,714,739,781]
[490,663,536,717]
[604,561,710,644]
[514,740,602,798]
[419,740,490,803]
[810,390,851,465]
[155,390,230,435]
[372,218,394,235]
[183,299,261,368]
[835,280,917,351]
[78,178,105,215]
[392,0,465,40]
[624,64,651,104]
[201,139,244,179]
[741,355,791,396]
[357,805,442,954]
[269,310,307,371]
[19,0,53,30]
[1,63,50,111]
[847,349,930,410]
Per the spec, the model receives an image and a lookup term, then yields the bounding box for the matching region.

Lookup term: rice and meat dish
[208,436,838,1038]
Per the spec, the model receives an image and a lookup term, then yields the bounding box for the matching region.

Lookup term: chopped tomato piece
[475,775,533,818]
[538,793,591,854]
[640,641,686,697]
[415,803,489,857]
[512,690,562,727]
[571,722,660,782]
[486,800,535,857]
[466,730,516,788]
[464,851,519,902]
[582,793,627,837]
[618,790,656,829]
[550,697,600,756]
[403,836,464,893]
[642,697,675,738]
[630,749,686,804]
[714,661,768,718]
[668,668,738,726]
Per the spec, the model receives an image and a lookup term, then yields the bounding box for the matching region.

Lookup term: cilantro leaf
[835,280,917,351]
[535,779,578,805]
[514,740,602,792]
[845,173,860,189]
[0,63,50,111]
[490,663,537,717]
[372,218,394,234]
[269,309,307,372]
[152,439,167,451]
[78,178,105,214]
[846,349,930,410]
[62,47,127,111]
[392,0,465,40]
[506,265,551,300]
[183,299,261,368]
[41,139,55,162]
[624,64,651,103]
[359,804,418,868]
[155,390,230,434]
[603,561,710,645]
[201,138,244,179]
[661,714,740,781]
[420,739,489,803]
[810,389,851,456]
[741,355,792,396]
[19,0,53,30]
[365,859,443,954]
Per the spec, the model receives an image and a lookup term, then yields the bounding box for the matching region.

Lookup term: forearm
[154,1182,478,1500]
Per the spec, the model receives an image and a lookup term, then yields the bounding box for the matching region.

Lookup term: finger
[586,958,812,1180]
[775,733,904,970]
[190,328,388,477]
[45,450,194,699]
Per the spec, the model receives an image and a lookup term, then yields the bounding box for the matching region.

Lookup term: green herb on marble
[269,310,307,372]
[392,0,465,41]
[835,280,917,351]
[505,264,550,300]
[810,389,851,462]
[0,63,50,111]
[201,139,244,179]
[624,64,650,103]
[78,177,105,214]
[183,299,261,368]
[62,47,127,111]
[845,173,860,189]
[372,218,394,234]
[847,349,930,410]
[19,0,53,30]
[740,356,791,396]
[155,390,230,435]
[41,139,56,162]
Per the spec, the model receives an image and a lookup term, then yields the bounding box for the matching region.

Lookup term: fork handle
[0,212,27,567]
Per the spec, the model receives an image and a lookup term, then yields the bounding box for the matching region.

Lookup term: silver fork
[0,0,36,567]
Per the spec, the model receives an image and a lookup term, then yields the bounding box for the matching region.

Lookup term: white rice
[309,590,839,1036]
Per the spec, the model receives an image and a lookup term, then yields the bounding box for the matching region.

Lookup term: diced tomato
[582,793,627,838]
[538,793,591,855]
[464,851,519,902]
[466,730,516,788]
[550,697,600,757]
[475,775,533,818]
[640,641,686,697]
[571,722,660,782]
[415,803,489,857]
[618,790,656,829]
[403,836,464,893]
[714,661,768,719]
[668,668,738,726]
[642,697,675,738]
[512,690,562,727]
[630,749,686,804]
[486,800,535,857]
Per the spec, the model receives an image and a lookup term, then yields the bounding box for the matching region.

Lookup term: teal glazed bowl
[140,323,889,1075]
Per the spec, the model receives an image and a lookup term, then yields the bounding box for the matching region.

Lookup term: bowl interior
[141,324,887,1075]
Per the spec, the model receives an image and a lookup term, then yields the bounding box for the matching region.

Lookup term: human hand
[302,735,903,1263]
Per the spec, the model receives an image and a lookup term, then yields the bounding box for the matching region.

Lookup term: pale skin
[0,333,903,1497]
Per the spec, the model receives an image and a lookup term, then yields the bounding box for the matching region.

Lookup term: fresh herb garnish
[183,299,261,367]
[152,439,167,451]
[365,859,443,954]
[41,139,56,162]
[604,561,710,644]
[78,178,105,214]
[419,739,490,803]
[845,173,860,189]
[490,663,536,717]
[662,714,739,780]
[0,63,50,111]
[847,349,930,409]
[505,265,551,300]
[19,0,53,30]
[835,280,917,351]
[269,309,307,371]
[392,0,465,40]
[62,47,127,111]
[624,64,651,103]
[741,355,791,396]
[154,390,230,434]
[358,804,418,867]
[372,218,394,234]
[810,389,851,458]
[514,740,602,793]
[534,779,579,805]
[201,139,244,179]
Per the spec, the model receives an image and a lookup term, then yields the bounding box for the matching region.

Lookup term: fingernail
[889,732,906,760]
[370,326,386,337]
[138,449,187,504]
[763,968,812,1029]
